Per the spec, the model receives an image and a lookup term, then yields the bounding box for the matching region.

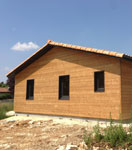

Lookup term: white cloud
[11,42,39,51]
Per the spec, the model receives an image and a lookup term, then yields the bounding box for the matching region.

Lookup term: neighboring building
[0,88,10,95]
[7,40,132,120]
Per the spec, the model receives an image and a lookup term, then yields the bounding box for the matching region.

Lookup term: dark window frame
[26,79,34,100]
[59,75,70,100]
[94,71,105,92]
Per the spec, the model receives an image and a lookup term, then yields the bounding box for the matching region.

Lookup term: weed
[104,124,127,147]
[93,123,103,142]
[83,118,128,148]
[109,112,113,125]
[83,130,92,147]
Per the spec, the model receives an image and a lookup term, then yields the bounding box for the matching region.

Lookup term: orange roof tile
[7,40,132,77]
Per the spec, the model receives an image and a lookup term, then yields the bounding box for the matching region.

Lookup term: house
[0,88,10,95]
[7,40,132,120]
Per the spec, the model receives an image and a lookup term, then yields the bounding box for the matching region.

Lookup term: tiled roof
[0,88,10,93]
[48,40,125,58]
[7,40,132,77]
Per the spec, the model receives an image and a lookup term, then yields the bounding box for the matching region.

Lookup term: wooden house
[7,40,132,120]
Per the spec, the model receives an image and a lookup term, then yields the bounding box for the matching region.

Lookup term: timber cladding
[14,47,122,120]
[121,60,132,120]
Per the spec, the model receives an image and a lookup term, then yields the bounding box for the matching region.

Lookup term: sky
[1,0,132,82]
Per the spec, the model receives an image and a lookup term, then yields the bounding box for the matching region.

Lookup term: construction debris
[0,116,87,150]
[6,111,15,117]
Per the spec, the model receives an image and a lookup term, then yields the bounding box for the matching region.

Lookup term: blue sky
[1,0,132,82]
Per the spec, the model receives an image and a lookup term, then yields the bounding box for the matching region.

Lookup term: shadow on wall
[15,46,121,85]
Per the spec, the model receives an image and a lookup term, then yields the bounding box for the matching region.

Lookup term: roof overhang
[7,40,132,78]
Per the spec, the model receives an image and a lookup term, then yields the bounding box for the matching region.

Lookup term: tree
[7,76,15,96]
[0,82,8,87]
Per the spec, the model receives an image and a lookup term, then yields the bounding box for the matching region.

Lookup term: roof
[7,40,132,78]
[0,88,10,93]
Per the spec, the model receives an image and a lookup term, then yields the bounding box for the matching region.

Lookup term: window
[94,71,104,92]
[59,75,69,100]
[26,80,34,100]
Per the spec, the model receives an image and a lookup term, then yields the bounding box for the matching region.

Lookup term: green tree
[7,76,15,96]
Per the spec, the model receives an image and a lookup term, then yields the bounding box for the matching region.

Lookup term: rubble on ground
[0,115,130,150]
[0,116,87,150]
[6,111,15,117]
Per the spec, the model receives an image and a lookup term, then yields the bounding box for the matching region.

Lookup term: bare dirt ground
[0,115,93,150]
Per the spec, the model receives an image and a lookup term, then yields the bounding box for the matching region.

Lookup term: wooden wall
[14,47,122,120]
[121,60,132,120]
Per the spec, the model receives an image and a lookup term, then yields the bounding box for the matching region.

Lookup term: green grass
[0,102,13,120]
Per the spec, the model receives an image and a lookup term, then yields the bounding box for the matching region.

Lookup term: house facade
[7,40,132,120]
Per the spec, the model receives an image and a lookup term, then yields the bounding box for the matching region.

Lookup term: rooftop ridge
[48,40,125,58]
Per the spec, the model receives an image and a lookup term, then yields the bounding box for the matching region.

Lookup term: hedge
[0,93,12,100]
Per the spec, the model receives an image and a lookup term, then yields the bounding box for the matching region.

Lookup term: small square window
[94,71,104,92]
[26,80,34,100]
[59,75,69,100]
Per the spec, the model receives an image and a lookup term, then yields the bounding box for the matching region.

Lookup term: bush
[104,124,127,147]
[83,120,128,148]
[0,82,8,88]
[0,93,12,100]
[93,123,103,142]
[83,111,132,149]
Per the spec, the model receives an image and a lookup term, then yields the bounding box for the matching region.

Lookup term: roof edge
[6,40,52,77]
[7,40,132,78]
